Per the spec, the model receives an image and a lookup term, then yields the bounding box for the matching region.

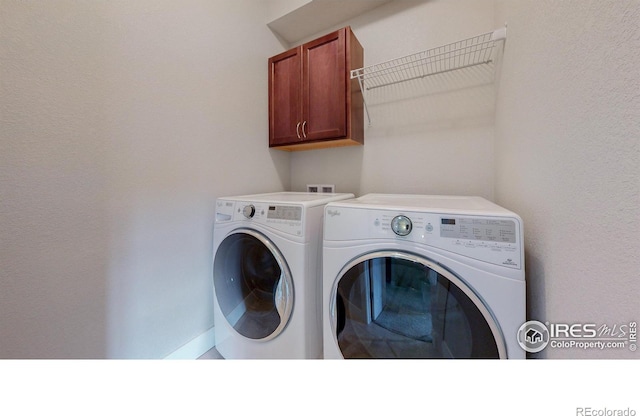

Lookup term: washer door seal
[214,229,293,341]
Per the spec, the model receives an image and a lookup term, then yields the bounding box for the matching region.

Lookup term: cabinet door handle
[296,122,301,139]
[302,121,307,138]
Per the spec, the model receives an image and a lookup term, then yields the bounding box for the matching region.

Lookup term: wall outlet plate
[307,184,335,193]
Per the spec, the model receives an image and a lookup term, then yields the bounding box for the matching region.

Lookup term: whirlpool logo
[502,258,518,266]
[326,209,341,217]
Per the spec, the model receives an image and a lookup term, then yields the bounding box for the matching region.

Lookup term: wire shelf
[352,26,507,124]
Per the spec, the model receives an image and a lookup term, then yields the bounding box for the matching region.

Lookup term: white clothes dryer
[212,192,354,359]
[322,194,526,359]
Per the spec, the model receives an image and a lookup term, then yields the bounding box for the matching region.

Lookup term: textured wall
[288,0,640,358]
[494,0,640,358]
[289,0,497,199]
[0,0,289,358]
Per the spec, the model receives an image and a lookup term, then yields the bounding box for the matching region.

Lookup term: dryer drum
[213,231,291,340]
[333,253,503,359]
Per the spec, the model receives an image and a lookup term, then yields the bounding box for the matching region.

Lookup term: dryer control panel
[216,199,304,236]
[439,217,516,244]
[325,207,523,270]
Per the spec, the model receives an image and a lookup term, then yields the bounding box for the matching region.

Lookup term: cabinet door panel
[303,30,346,141]
[269,48,302,146]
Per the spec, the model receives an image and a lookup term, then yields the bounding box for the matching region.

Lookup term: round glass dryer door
[213,229,293,341]
[331,251,505,358]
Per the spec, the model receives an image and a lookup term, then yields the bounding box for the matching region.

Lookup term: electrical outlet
[320,184,335,193]
[307,184,335,193]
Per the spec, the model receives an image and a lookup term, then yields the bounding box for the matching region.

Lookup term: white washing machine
[322,194,525,359]
[212,191,354,359]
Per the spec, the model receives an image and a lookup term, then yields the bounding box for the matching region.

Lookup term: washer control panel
[267,205,302,221]
[325,207,523,269]
[439,217,516,244]
[215,199,303,236]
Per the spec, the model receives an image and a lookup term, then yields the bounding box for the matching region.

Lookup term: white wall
[289,0,639,358]
[266,0,311,22]
[493,0,639,358]
[3,0,637,360]
[0,0,289,358]
[290,0,497,198]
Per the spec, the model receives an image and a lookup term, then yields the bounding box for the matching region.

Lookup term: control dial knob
[391,215,413,236]
[242,204,256,219]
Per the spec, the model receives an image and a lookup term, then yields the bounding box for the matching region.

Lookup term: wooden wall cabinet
[268,26,364,151]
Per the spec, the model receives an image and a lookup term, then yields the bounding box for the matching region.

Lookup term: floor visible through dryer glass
[338,267,439,359]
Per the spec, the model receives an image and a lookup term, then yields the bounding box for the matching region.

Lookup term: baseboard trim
[164,327,215,360]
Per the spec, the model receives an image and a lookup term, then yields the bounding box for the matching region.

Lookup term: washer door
[213,229,293,341]
[330,251,505,358]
